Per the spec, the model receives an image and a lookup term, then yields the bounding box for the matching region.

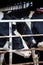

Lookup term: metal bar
[22,34,43,37]
[0,54,2,65]
[0,48,43,53]
[9,22,12,65]
[0,19,43,22]
[31,49,39,65]
[6,61,43,65]
[0,48,9,50]
[0,34,43,38]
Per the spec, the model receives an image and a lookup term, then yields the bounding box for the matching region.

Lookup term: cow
[0,10,43,65]
[0,11,33,65]
[31,11,43,65]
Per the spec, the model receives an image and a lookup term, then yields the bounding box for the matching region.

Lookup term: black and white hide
[0,9,30,20]
[0,11,43,65]
[0,12,33,65]
[2,22,33,65]
[0,11,39,65]
[31,11,43,65]
[0,12,16,65]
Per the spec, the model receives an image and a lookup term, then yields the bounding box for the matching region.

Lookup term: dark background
[0,0,43,8]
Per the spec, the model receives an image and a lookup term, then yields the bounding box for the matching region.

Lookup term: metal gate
[0,19,43,65]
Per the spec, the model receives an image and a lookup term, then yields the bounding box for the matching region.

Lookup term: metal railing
[0,19,43,65]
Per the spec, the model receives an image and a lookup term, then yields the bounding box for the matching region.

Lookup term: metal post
[9,22,12,65]
[0,54,2,65]
[32,48,39,65]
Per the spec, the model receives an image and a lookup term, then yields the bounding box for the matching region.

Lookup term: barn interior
[0,0,43,65]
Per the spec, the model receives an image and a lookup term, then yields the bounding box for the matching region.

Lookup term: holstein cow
[12,11,43,65]
[0,11,33,65]
[2,23,33,65]
[0,12,9,65]
[31,10,43,65]
[0,11,42,65]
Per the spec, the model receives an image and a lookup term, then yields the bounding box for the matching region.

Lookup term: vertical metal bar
[0,54,2,65]
[32,49,39,65]
[9,22,12,65]
[32,49,36,65]
[1,54,4,65]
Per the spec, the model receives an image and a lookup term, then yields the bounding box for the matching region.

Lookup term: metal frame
[0,20,43,65]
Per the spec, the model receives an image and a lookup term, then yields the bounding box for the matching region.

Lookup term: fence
[0,19,43,65]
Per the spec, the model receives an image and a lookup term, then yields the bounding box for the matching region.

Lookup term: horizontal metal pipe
[6,61,43,65]
[0,34,43,38]
[0,19,43,22]
[0,48,43,54]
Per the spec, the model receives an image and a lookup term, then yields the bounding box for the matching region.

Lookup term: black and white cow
[0,11,33,65]
[31,11,43,65]
[0,11,43,65]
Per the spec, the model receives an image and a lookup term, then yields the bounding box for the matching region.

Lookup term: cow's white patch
[7,11,11,14]
[0,12,4,19]
[26,22,36,44]
[14,29,31,58]
[32,39,36,44]
[29,11,35,19]
[38,41,43,48]
[4,41,9,49]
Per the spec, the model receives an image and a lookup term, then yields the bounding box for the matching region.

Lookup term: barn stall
[0,0,43,65]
